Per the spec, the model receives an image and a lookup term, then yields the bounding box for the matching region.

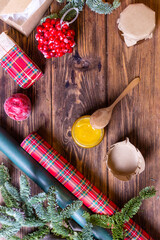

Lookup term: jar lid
[117,4,155,47]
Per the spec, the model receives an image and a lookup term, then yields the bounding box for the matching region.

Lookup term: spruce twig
[84,186,156,240]
[0,164,92,240]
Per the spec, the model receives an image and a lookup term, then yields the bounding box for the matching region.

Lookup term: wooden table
[0,0,159,239]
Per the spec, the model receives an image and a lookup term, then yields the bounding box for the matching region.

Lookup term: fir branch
[0,224,21,239]
[86,0,120,14]
[20,175,31,202]
[23,226,50,240]
[0,164,10,186]
[80,223,93,240]
[56,0,65,2]
[28,192,47,205]
[1,186,19,208]
[51,222,72,238]
[60,200,83,219]
[5,208,25,224]
[23,217,46,227]
[139,186,156,200]
[33,203,50,222]
[89,214,114,229]
[10,236,21,240]
[47,186,60,222]
[41,13,59,23]
[111,224,124,240]
[59,0,85,20]
[86,186,156,240]
[0,213,16,226]
[4,182,21,203]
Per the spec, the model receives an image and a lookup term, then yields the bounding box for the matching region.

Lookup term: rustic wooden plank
[107,0,160,239]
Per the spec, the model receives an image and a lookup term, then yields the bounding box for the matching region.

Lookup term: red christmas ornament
[4,93,31,121]
[36,18,76,59]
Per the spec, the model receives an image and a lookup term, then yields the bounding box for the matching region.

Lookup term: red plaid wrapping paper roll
[0,32,43,88]
[21,132,153,240]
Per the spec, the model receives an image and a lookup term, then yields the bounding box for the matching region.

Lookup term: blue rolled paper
[0,127,112,240]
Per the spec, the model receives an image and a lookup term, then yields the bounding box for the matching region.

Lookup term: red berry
[44,31,50,38]
[35,33,41,41]
[43,45,48,51]
[55,19,60,24]
[56,48,61,53]
[67,30,75,36]
[62,22,69,29]
[64,38,69,44]
[57,52,64,57]
[54,39,60,45]
[49,43,55,50]
[70,41,76,47]
[43,22,51,28]
[37,25,44,33]
[60,42,65,48]
[38,44,43,50]
[56,23,61,30]
[50,52,56,57]
[62,48,68,53]
[68,48,73,53]
[65,43,70,49]
[51,19,56,25]
[45,18,51,23]
[57,30,63,37]
[43,39,49,45]
[45,54,51,59]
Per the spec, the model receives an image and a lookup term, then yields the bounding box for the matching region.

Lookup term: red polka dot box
[0,32,43,89]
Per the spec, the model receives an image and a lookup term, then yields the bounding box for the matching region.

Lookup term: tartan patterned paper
[21,132,153,240]
[0,33,43,88]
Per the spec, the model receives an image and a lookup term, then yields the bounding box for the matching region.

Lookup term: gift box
[21,132,153,240]
[0,32,43,88]
[0,0,53,36]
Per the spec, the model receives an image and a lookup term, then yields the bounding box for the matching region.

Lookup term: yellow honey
[71,115,104,148]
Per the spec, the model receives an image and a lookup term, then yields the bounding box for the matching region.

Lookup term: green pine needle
[0,165,10,186]
[139,186,156,200]
[86,186,156,240]
[1,186,19,208]
[20,175,31,202]
[23,226,50,240]
[86,0,120,14]
[60,200,83,219]
[10,236,21,240]
[4,182,21,203]
[80,223,93,240]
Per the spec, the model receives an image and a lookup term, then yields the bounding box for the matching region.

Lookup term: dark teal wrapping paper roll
[0,127,112,240]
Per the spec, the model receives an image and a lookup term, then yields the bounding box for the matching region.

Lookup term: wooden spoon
[90,77,140,129]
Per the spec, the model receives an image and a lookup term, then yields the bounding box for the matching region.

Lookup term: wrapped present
[0,0,53,36]
[21,132,154,240]
[0,32,43,88]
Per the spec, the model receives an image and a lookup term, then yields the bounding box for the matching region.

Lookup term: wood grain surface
[0,0,160,239]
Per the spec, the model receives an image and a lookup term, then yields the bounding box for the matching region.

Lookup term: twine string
[60,8,79,27]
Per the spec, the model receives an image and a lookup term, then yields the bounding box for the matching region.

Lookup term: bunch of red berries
[36,18,76,58]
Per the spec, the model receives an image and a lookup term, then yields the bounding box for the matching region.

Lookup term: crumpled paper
[1,0,46,25]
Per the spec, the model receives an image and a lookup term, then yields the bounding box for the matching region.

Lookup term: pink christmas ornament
[4,93,31,121]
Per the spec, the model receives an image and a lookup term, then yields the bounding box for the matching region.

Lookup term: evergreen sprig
[0,164,93,240]
[42,0,120,23]
[84,186,156,240]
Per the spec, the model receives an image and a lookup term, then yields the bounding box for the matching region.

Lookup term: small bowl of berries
[36,17,76,59]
